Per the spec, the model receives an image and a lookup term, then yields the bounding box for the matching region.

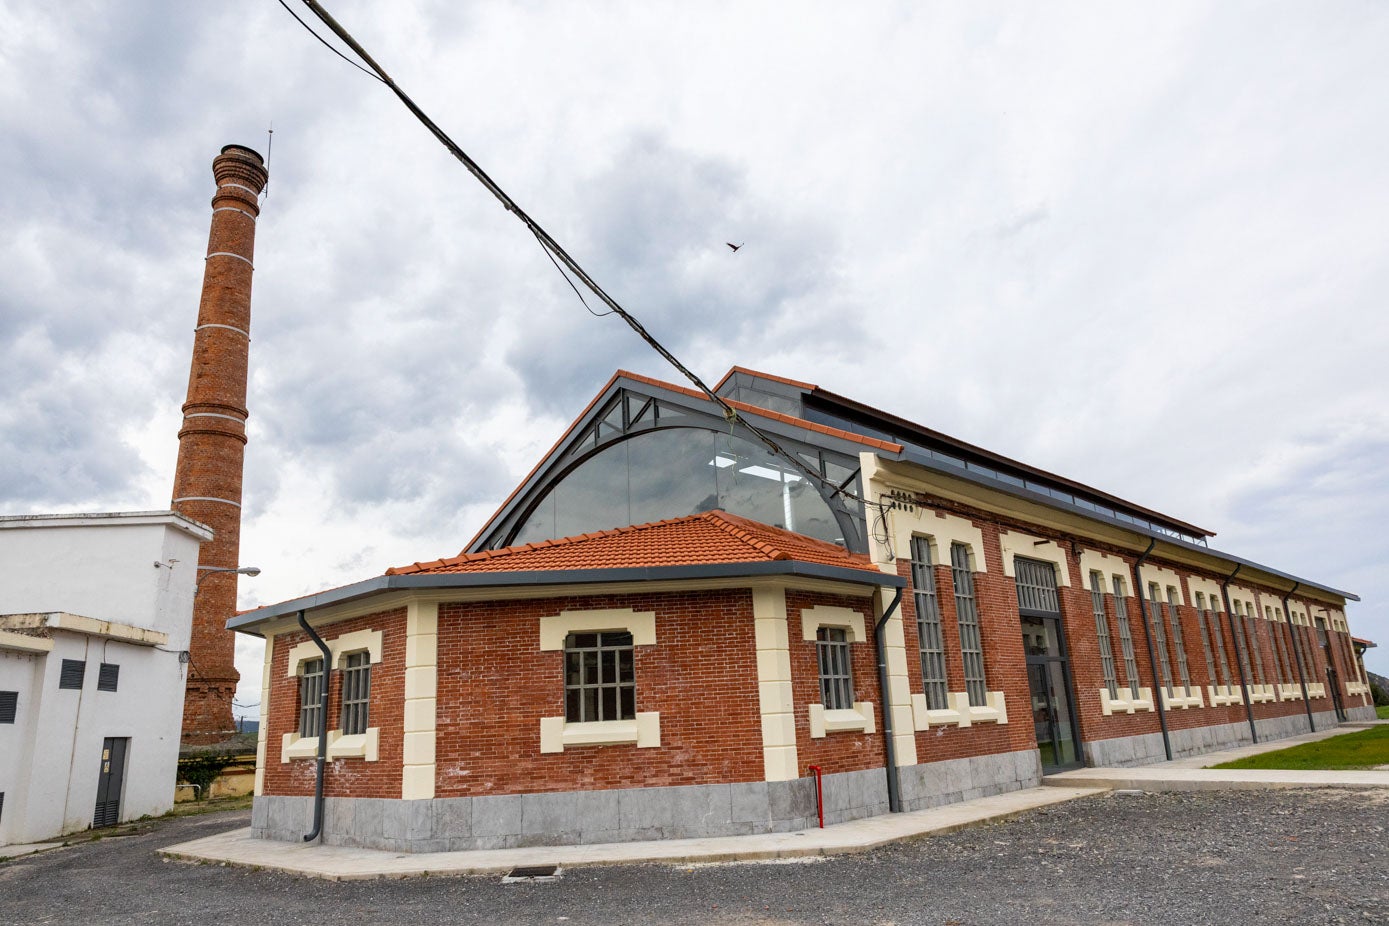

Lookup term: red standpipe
[807,765,824,828]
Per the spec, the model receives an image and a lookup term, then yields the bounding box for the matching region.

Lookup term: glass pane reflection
[511,428,846,547]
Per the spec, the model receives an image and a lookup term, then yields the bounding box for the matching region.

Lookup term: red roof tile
[390,510,879,577]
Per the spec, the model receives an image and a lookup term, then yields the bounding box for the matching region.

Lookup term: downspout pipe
[873,586,905,814]
[1280,582,1314,732]
[1220,565,1258,744]
[1131,539,1172,762]
[297,610,332,843]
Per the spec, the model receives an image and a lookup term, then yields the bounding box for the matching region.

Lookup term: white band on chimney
[213,206,258,222]
[218,182,263,198]
[195,323,251,339]
[183,412,246,425]
[206,251,253,267]
[173,496,242,508]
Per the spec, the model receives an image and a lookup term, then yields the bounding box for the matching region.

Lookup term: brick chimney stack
[173,144,268,743]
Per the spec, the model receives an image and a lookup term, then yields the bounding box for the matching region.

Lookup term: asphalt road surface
[2,788,1385,926]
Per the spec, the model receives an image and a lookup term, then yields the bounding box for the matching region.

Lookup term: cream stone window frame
[538,608,660,753]
[282,628,384,763]
[1158,685,1205,710]
[1099,686,1155,716]
[1206,684,1244,707]
[801,605,876,737]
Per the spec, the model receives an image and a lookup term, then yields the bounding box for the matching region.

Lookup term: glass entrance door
[1022,614,1080,770]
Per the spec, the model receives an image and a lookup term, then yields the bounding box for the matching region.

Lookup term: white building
[0,511,210,845]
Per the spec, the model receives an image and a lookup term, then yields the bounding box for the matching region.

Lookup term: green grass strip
[1211,725,1389,770]
[1377,704,1389,721]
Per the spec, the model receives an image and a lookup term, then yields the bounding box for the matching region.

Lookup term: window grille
[59,659,85,690]
[1148,584,1173,689]
[1194,608,1218,688]
[1014,558,1060,613]
[1246,605,1267,683]
[1268,611,1290,683]
[1208,603,1231,685]
[97,663,120,693]
[1089,571,1118,698]
[565,631,635,722]
[1112,576,1140,698]
[951,543,988,707]
[0,691,16,724]
[816,627,854,710]
[299,658,324,738]
[340,652,371,735]
[911,537,948,710]
[1165,588,1191,689]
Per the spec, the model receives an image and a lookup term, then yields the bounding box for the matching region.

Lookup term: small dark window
[97,663,120,692]
[0,791,5,824]
[0,691,17,724]
[59,659,86,690]
[340,652,371,735]
[564,631,635,722]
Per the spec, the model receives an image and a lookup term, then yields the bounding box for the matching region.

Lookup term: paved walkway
[160,721,1389,881]
[158,785,1104,880]
[1044,722,1389,791]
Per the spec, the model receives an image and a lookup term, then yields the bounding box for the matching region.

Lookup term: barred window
[1245,602,1267,683]
[950,543,988,707]
[340,651,371,735]
[817,627,854,710]
[1208,600,1232,686]
[298,658,324,738]
[565,631,635,722]
[1148,583,1173,689]
[1166,588,1191,689]
[1267,609,1289,683]
[911,536,948,710]
[1112,576,1140,698]
[1193,595,1218,687]
[1090,571,1118,698]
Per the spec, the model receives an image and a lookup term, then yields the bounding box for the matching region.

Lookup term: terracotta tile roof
[390,510,879,577]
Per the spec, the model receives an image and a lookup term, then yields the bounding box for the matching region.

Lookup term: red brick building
[233,367,1373,850]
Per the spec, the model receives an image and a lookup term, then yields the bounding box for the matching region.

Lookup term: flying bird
[726,242,743,252]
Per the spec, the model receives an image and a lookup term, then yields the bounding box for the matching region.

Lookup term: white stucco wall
[0,512,209,845]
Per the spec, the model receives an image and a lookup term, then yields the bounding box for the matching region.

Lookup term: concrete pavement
[158,785,1105,880]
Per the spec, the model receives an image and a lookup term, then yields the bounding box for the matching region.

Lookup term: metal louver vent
[0,691,16,724]
[1014,557,1060,613]
[98,663,120,692]
[59,659,86,690]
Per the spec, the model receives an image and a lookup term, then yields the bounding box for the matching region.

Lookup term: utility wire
[276,0,385,84]
[289,0,878,510]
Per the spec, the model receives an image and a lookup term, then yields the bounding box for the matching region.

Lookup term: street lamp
[195,565,262,593]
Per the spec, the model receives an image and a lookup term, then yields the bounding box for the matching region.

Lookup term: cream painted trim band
[255,634,273,794]
[172,496,241,508]
[800,604,866,642]
[182,412,247,424]
[218,181,262,198]
[206,250,253,267]
[402,600,438,799]
[212,206,257,221]
[0,628,53,653]
[0,612,168,647]
[538,713,660,753]
[194,323,251,339]
[909,693,966,729]
[753,587,800,782]
[326,728,380,761]
[538,608,655,650]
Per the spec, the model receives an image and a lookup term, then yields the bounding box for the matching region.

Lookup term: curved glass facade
[510,427,848,547]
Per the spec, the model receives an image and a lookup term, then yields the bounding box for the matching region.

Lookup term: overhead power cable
[287,1,876,509]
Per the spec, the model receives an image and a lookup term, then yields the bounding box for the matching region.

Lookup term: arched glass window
[511,428,847,547]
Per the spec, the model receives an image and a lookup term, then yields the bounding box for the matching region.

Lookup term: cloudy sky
[3,2,1387,713]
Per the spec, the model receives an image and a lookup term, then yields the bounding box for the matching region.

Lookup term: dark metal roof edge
[228,560,901,629]
[820,390,1214,537]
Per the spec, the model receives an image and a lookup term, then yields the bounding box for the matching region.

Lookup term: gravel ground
[1,788,1385,926]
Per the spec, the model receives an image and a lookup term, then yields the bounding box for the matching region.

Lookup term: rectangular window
[59,659,85,690]
[1165,588,1191,689]
[910,536,948,710]
[816,627,854,710]
[950,543,988,707]
[1193,600,1217,687]
[1148,583,1173,689]
[1090,571,1118,698]
[298,658,324,738]
[339,652,371,735]
[0,691,16,724]
[1208,602,1232,686]
[97,663,120,693]
[565,631,635,722]
[1246,603,1267,683]
[1112,576,1140,698]
[1267,610,1289,683]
